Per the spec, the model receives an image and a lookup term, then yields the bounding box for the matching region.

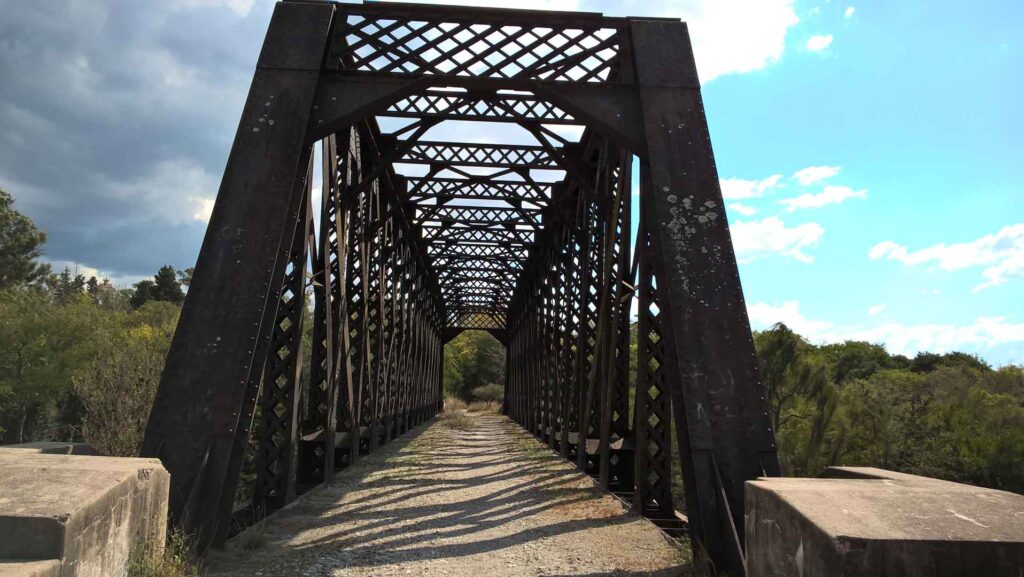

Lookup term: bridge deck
[208,412,691,577]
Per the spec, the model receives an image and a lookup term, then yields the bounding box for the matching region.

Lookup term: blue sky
[685,0,1024,365]
[0,0,1020,364]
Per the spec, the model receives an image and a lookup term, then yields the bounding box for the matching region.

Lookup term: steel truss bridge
[142,2,780,574]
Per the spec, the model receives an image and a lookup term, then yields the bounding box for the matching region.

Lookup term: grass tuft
[127,529,200,577]
[238,527,269,551]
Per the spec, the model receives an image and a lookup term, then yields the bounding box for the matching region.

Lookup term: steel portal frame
[142,2,780,574]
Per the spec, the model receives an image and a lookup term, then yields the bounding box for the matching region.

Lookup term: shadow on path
[207,412,692,577]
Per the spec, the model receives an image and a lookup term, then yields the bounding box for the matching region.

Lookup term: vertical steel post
[141,2,335,548]
[629,18,781,575]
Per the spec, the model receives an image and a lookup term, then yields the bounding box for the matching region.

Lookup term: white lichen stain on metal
[253,127,260,133]
[663,193,692,293]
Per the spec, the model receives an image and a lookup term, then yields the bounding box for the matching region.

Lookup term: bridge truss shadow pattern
[141,2,780,575]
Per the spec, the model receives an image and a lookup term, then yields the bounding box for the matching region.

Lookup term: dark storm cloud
[0,0,275,281]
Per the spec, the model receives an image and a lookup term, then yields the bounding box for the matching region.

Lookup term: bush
[74,303,177,456]
[444,397,467,412]
[439,410,473,431]
[127,530,199,577]
[471,383,503,409]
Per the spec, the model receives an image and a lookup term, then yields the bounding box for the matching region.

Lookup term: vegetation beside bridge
[1,186,1022,499]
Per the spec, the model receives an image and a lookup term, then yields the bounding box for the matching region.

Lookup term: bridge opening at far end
[141,3,780,574]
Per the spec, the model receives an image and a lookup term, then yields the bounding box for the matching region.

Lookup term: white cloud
[844,6,856,19]
[720,174,783,200]
[748,300,1024,359]
[780,184,866,211]
[42,259,145,288]
[748,300,835,336]
[191,197,215,222]
[792,165,841,185]
[45,259,101,280]
[731,216,824,263]
[167,0,257,17]
[806,34,834,52]
[869,304,886,316]
[728,202,758,216]
[107,159,219,226]
[869,224,1024,292]
[613,0,800,82]
[410,0,580,9]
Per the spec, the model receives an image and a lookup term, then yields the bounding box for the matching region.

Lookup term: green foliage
[176,267,194,289]
[73,302,178,456]
[0,189,50,289]
[132,265,185,309]
[443,331,505,401]
[0,257,183,448]
[910,351,991,373]
[0,289,108,442]
[471,383,504,408]
[1,184,1022,501]
[750,324,1024,492]
[820,340,907,383]
[127,529,200,577]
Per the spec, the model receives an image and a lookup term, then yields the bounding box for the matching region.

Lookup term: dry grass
[439,401,474,431]
[127,530,200,577]
[466,401,500,413]
[445,397,467,411]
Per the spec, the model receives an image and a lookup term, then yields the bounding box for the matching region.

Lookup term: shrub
[127,530,199,577]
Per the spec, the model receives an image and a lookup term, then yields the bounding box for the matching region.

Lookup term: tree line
[754,323,1024,492]
[0,188,187,452]
[2,187,1022,495]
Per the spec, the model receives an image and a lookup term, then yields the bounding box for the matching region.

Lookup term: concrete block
[746,467,1024,576]
[0,449,170,577]
[0,560,61,577]
[2,443,97,456]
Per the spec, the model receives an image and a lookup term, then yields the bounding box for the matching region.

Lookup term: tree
[130,280,156,309]
[443,331,505,401]
[131,265,185,309]
[472,383,504,409]
[0,290,106,442]
[47,267,87,304]
[177,267,195,289]
[153,265,184,303]
[754,324,842,475]
[911,351,991,373]
[820,340,904,383]
[0,189,50,289]
[74,302,178,456]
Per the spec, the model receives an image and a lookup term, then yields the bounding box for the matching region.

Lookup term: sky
[0,0,1021,365]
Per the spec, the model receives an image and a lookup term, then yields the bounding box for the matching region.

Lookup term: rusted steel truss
[142,2,780,574]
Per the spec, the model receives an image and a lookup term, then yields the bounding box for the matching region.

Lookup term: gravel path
[207,411,691,577]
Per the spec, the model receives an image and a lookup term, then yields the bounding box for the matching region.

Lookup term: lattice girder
[143,5,779,575]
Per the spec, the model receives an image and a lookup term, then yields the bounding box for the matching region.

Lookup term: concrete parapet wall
[0,449,169,577]
[746,467,1024,576]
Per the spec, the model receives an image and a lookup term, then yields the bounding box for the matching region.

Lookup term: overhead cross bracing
[142,2,781,576]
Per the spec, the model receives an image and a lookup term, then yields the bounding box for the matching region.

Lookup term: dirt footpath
[207,411,691,577]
